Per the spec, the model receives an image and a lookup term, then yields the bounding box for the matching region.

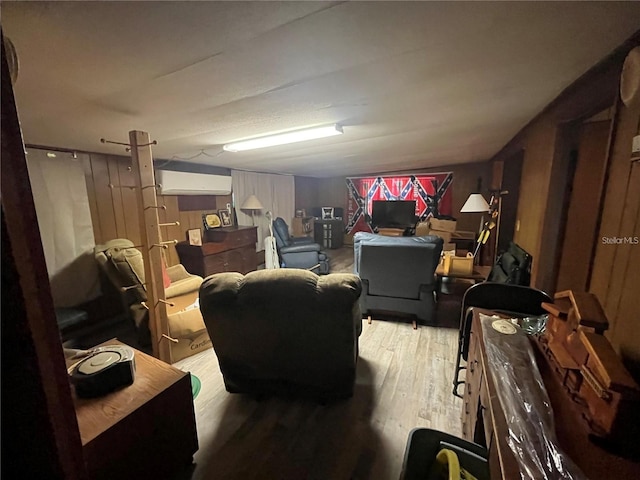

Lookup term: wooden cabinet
[71,341,198,480]
[176,226,258,277]
[462,310,640,480]
[314,219,344,249]
[462,311,525,478]
[291,216,314,238]
[461,326,486,446]
[201,246,255,275]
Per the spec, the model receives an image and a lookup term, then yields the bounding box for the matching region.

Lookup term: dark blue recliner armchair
[353,232,443,327]
[272,217,330,274]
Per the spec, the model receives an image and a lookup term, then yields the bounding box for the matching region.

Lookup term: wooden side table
[434,265,491,299]
[435,264,491,283]
[69,340,198,480]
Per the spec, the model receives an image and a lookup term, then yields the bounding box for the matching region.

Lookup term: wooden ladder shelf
[129,130,173,363]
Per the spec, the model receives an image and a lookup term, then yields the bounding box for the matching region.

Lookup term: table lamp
[241,194,263,226]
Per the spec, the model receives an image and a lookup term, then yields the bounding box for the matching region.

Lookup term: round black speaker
[70,345,136,398]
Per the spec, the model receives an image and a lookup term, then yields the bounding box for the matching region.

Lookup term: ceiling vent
[156,169,232,196]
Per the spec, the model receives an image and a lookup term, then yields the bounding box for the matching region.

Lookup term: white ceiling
[3,1,639,178]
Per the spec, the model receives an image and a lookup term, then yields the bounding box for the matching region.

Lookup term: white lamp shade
[460,193,490,213]
[241,194,263,210]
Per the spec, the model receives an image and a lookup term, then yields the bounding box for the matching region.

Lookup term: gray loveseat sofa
[353,232,443,326]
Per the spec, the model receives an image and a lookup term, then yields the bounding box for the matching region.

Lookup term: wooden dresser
[463,309,640,479]
[176,225,258,278]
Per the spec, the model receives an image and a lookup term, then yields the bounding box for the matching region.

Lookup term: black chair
[272,217,330,273]
[452,282,551,397]
[487,241,532,285]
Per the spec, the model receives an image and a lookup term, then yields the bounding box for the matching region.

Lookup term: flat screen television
[371,200,417,229]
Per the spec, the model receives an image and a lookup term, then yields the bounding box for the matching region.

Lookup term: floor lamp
[460,193,491,261]
[241,194,263,226]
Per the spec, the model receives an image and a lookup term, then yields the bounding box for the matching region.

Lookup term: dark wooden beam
[1,35,86,479]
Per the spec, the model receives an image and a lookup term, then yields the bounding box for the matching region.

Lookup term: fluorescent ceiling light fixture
[223,124,343,152]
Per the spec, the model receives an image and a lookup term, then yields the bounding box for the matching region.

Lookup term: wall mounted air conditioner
[156,169,232,196]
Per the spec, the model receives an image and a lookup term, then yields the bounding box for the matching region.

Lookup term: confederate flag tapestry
[345,173,453,234]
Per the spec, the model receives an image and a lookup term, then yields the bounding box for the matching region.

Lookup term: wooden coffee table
[435,265,492,297]
[436,264,491,282]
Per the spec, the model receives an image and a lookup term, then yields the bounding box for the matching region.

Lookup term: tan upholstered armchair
[94,239,210,361]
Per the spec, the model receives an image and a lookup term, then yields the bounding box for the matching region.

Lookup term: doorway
[496,150,524,256]
[555,119,612,292]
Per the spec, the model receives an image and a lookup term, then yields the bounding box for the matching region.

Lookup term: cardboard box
[415,221,430,236]
[378,227,405,236]
[442,242,456,253]
[429,218,457,232]
[167,308,212,363]
[343,233,354,246]
[451,230,476,240]
[428,229,452,243]
[443,252,474,275]
[167,291,199,315]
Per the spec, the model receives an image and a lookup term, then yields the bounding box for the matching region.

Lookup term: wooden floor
[174,246,467,480]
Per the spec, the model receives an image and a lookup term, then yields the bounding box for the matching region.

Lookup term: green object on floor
[191,374,201,399]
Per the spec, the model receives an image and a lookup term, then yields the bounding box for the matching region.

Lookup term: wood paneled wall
[488,33,640,374]
[556,120,611,292]
[589,98,640,376]
[83,153,231,267]
[490,40,632,292]
[294,176,320,212]
[307,161,492,233]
